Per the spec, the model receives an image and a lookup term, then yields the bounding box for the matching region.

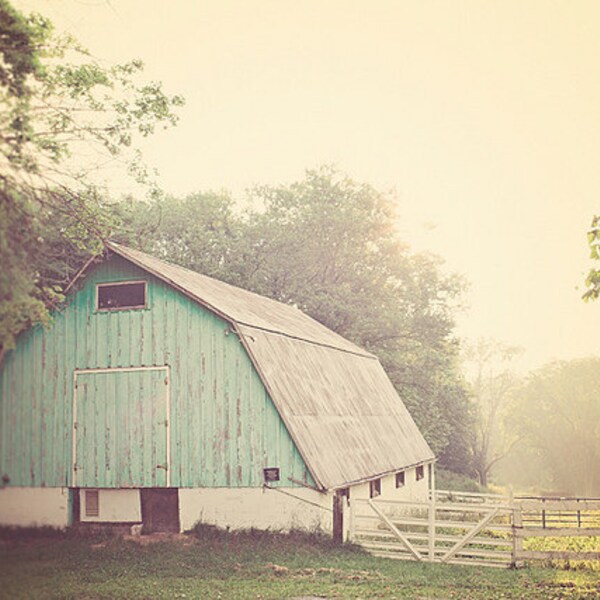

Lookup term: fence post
[510,487,524,568]
[428,463,436,562]
[347,497,354,543]
[333,491,344,545]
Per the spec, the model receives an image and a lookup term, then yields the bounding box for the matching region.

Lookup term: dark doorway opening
[140,489,180,533]
[71,488,80,525]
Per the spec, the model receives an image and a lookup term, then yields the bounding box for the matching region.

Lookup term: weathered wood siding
[75,369,169,488]
[0,255,313,488]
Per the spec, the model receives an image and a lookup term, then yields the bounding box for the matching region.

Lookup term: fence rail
[349,491,600,569]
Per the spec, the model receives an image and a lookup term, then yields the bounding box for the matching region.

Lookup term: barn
[0,242,435,536]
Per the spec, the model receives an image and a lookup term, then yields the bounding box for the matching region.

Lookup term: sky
[17,0,600,371]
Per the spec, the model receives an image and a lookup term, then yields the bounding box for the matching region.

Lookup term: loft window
[416,465,425,481]
[395,471,405,488]
[369,478,381,498]
[97,281,147,311]
[85,490,99,517]
[263,467,280,483]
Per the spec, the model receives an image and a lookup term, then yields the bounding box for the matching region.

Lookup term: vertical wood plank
[347,497,355,543]
[428,463,436,562]
[512,492,524,568]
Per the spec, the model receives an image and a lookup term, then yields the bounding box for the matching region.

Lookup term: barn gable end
[0,253,314,490]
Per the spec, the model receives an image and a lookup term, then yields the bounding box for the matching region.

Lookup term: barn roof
[107,242,435,490]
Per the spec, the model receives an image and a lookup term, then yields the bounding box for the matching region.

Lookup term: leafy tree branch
[0,0,184,350]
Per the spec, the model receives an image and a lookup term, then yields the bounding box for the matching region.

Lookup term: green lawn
[1,527,599,599]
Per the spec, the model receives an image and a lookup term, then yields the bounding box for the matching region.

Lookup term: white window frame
[96,280,148,312]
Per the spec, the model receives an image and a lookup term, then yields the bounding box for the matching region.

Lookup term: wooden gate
[349,491,600,568]
[350,492,514,568]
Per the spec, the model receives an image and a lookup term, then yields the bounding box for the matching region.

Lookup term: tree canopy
[0,0,183,349]
[506,357,600,496]
[113,167,474,469]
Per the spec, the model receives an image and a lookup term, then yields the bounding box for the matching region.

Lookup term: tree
[508,358,600,496]
[462,339,522,486]
[111,191,241,283]
[583,215,600,301]
[114,166,474,468]
[0,1,183,350]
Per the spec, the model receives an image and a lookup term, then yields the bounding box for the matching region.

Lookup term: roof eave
[106,242,236,327]
[328,457,437,492]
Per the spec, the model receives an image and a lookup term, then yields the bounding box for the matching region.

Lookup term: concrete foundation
[79,489,141,523]
[0,487,70,528]
[0,463,432,534]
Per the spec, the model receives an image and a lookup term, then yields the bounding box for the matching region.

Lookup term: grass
[1,525,599,599]
[525,535,600,571]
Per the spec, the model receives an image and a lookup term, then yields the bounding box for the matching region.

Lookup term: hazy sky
[18,1,600,370]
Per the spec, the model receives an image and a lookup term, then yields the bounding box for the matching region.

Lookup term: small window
[395,471,405,488]
[97,281,147,311]
[85,490,99,517]
[416,465,425,481]
[369,478,381,498]
[263,467,280,482]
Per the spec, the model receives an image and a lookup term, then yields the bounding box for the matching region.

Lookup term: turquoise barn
[0,243,434,533]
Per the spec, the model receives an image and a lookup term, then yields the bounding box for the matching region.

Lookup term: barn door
[141,489,180,533]
[73,367,170,488]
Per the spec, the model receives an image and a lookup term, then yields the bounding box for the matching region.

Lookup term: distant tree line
[501,357,600,497]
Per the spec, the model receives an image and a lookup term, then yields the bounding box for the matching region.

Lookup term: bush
[435,468,488,493]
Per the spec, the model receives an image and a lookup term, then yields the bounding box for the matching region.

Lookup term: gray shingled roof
[108,242,435,490]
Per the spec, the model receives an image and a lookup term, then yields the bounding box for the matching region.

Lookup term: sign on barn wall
[73,367,170,487]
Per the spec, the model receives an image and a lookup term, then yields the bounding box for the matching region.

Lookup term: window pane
[370,478,381,498]
[97,282,146,310]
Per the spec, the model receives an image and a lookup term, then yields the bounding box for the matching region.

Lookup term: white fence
[349,491,600,568]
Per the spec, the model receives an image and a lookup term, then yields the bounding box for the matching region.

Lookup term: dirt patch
[263,563,385,582]
[87,532,197,549]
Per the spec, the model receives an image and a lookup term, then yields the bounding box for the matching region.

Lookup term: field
[1,527,600,599]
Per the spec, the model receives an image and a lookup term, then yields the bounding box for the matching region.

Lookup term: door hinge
[156,464,168,470]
